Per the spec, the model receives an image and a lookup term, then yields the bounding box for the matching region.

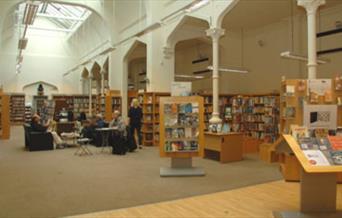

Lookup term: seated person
[78,110,87,122]
[80,120,93,139]
[31,114,64,148]
[95,114,106,128]
[109,110,126,132]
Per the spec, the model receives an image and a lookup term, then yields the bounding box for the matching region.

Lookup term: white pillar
[297,0,326,79]
[89,76,93,116]
[206,27,225,124]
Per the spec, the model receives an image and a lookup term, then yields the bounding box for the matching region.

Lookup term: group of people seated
[30,98,143,153]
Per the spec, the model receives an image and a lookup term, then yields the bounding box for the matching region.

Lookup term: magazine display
[164,102,200,153]
[296,135,342,166]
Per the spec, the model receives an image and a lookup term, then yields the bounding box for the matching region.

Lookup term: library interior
[1,0,342,217]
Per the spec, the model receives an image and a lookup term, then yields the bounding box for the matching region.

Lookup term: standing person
[128,98,143,149]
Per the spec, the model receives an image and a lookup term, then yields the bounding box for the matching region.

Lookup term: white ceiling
[222,0,342,30]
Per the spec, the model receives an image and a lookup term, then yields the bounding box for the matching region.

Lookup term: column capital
[206,27,225,40]
[163,46,174,59]
[297,0,326,14]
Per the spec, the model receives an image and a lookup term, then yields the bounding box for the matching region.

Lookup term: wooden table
[204,132,243,163]
[274,134,342,218]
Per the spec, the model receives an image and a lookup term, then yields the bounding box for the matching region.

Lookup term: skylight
[17,1,91,34]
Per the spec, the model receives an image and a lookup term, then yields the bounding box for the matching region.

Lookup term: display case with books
[159,96,204,158]
[9,93,25,124]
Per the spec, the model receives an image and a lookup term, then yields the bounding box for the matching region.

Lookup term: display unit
[141,92,170,146]
[159,96,204,157]
[0,93,10,139]
[9,93,25,125]
[273,134,342,218]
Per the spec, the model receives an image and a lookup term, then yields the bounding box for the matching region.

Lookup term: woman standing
[128,98,143,149]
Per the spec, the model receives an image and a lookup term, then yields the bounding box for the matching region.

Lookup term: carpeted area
[0,126,282,218]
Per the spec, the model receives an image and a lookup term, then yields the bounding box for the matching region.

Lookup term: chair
[74,138,92,156]
[23,124,54,151]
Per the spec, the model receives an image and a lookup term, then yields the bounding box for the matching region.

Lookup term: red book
[328,136,342,150]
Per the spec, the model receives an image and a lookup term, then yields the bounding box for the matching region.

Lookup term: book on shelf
[290,125,308,140]
[335,76,342,91]
[283,107,295,118]
[285,85,295,96]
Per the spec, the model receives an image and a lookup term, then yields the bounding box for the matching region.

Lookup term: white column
[297,0,326,79]
[206,27,225,124]
[163,46,175,86]
[89,76,93,116]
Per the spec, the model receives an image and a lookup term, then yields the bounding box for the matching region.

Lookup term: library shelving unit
[142,92,154,146]
[0,92,10,139]
[73,94,97,117]
[52,95,73,120]
[104,90,122,121]
[277,78,342,182]
[9,93,25,125]
[159,96,205,176]
[198,93,280,153]
[96,94,105,115]
[24,105,32,123]
[141,92,170,146]
[33,95,48,114]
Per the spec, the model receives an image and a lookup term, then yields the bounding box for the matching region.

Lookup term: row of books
[165,141,199,152]
[165,127,198,139]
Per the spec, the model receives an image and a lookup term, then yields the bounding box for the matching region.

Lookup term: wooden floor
[72,180,342,218]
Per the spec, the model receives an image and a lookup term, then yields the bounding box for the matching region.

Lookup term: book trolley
[159,96,205,177]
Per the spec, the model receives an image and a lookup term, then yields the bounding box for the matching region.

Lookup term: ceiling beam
[36,13,85,21]
[18,25,72,33]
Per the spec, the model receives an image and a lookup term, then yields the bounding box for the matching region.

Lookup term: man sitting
[109,110,125,132]
[31,114,65,148]
[95,114,106,128]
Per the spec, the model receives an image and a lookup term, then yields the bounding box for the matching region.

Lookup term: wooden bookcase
[33,95,48,114]
[198,93,280,152]
[105,92,122,122]
[9,93,25,125]
[277,78,342,182]
[0,93,10,139]
[159,96,205,158]
[141,92,170,146]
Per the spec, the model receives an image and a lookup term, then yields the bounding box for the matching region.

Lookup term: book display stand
[159,96,205,177]
[274,134,342,218]
[278,78,342,181]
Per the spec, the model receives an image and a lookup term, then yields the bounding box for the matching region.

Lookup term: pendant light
[280,0,328,64]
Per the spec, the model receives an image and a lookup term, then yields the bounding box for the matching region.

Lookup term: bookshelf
[9,93,25,125]
[159,96,204,158]
[0,93,10,139]
[25,105,32,123]
[105,92,122,121]
[33,95,48,114]
[141,92,170,146]
[199,93,280,144]
[73,94,97,117]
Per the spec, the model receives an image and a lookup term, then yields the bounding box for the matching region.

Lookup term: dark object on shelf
[23,124,53,151]
[317,28,342,38]
[317,47,342,56]
[37,84,44,96]
[56,122,74,135]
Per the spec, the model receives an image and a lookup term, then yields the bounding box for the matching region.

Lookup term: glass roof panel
[17,1,91,34]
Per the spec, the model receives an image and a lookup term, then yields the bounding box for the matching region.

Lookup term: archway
[90,61,102,94]
[81,67,90,94]
[123,40,147,110]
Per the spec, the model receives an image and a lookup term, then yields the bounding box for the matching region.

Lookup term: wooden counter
[204,132,243,163]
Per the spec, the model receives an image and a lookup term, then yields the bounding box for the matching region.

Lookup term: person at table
[128,98,143,149]
[95,114,106,128]
[109,110,126,132]
[31,114,65,148]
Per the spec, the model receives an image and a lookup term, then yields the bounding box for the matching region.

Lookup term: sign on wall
[171,82,192,96]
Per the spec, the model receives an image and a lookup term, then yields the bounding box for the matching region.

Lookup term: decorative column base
[209,113,222,124]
